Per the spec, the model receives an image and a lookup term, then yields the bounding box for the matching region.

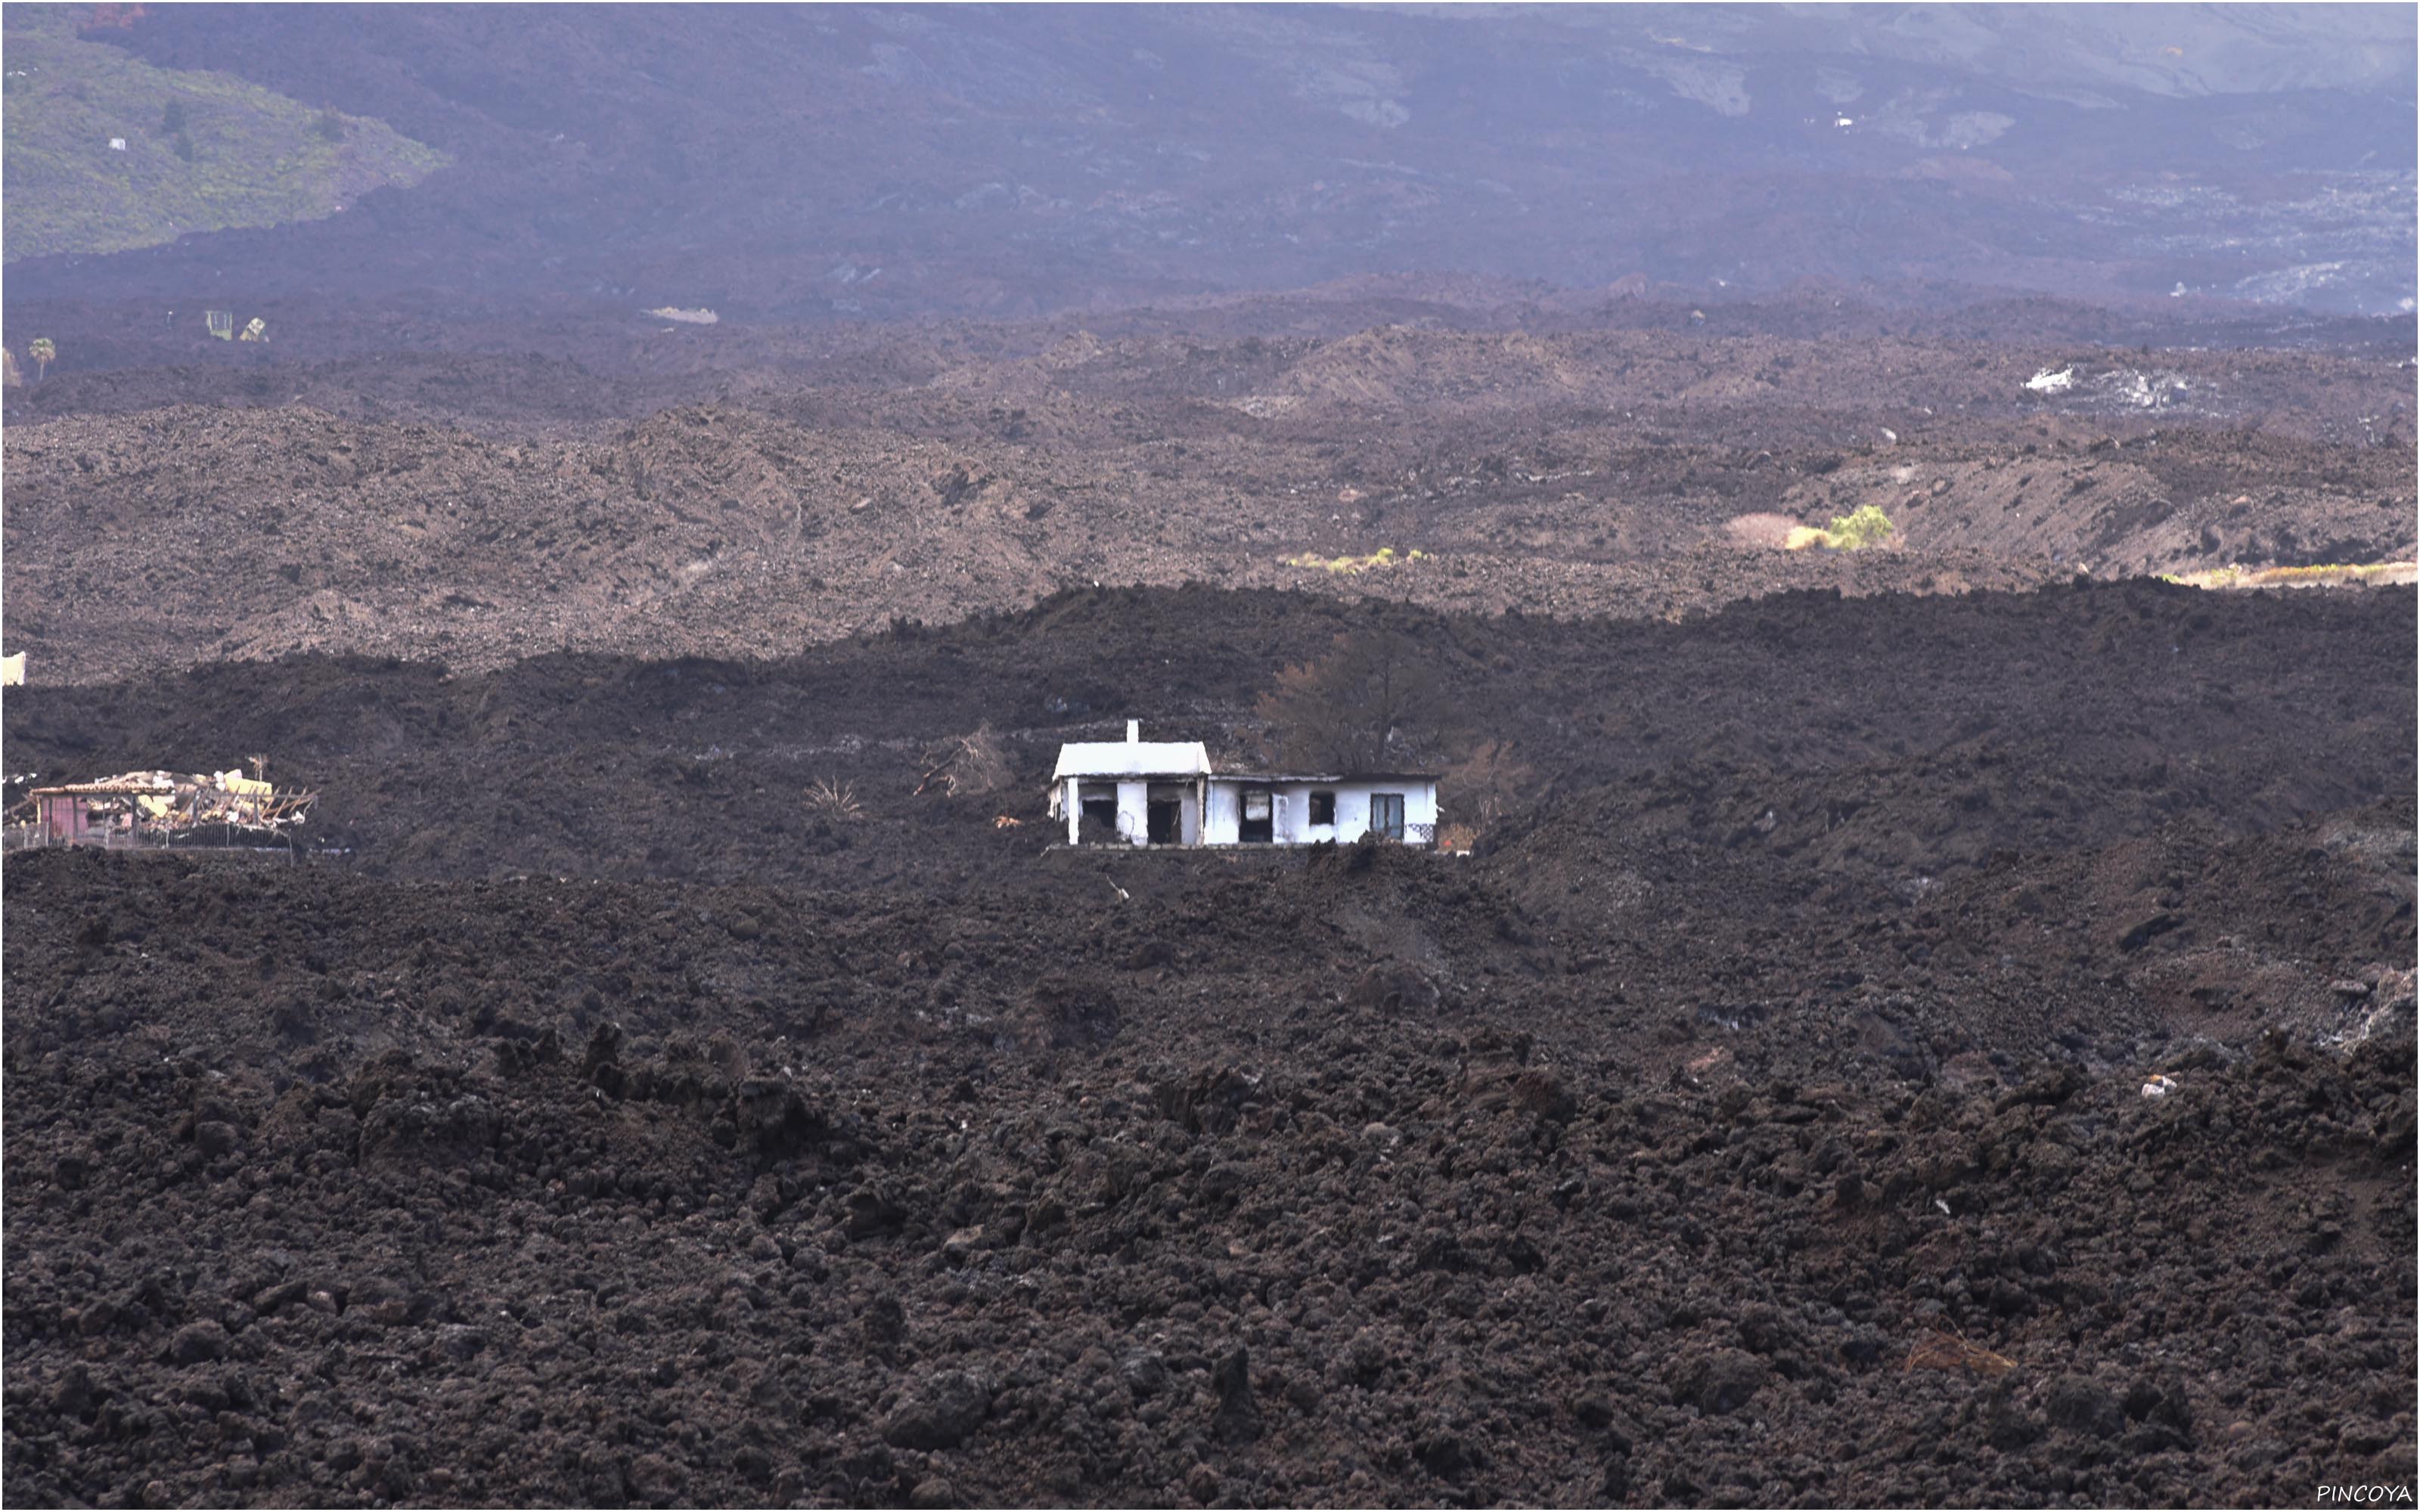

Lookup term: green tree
[313,109,345,143]
[160,98,187,134]
[28,337,55,382]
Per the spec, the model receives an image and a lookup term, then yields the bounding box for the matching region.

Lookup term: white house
[1050,722,1439,848]
[1049,721,1212,846]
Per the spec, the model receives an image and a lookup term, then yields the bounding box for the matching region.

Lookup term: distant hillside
[3,4,2410,318]
[0,5,443,262]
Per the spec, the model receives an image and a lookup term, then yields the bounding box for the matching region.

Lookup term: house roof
[1052,740,1212,780]
[31,775,178,796]
[1215,772,1441,785]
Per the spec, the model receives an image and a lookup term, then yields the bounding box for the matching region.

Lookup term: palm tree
[27,337,54,381]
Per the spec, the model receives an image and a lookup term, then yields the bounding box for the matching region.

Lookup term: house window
[1370,793,1405,841]
[1309,791,1336,826]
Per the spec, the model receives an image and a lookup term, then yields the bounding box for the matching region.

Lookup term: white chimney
[1127,720,1140,743]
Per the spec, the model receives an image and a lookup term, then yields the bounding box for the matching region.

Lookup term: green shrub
[1825,504,1896,550]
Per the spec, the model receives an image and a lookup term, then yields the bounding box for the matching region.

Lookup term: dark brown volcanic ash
[3,797,2410,1505]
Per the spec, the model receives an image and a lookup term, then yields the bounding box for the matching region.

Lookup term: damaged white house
[1049,722,1438,847]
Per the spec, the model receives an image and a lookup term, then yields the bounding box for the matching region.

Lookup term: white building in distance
[1049,722,1439,847]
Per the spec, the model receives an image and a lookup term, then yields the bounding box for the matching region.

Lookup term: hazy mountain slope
[2,3,2407,319]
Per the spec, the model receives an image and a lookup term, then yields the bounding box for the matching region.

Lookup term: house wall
[1202,782,1239,845]
[1065,775,1433,846]
[1065,777,1202,845]
[1202,780,1438,845]
[37,794,88,844]
[1277,784,1323,844]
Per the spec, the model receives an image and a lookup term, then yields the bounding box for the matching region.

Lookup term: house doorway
[1239,788,1274,843]
[1078,785,1120,843]
[1147,798,1181,844]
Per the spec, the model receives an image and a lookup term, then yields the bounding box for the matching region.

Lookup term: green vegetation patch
[1283,547,1429,575]
[1786,504,1897,553]
[2,5,445,262]
[2163,561,2417,590]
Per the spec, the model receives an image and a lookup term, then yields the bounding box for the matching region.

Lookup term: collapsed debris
[917,723,1010,799]
[5,766,317,850]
